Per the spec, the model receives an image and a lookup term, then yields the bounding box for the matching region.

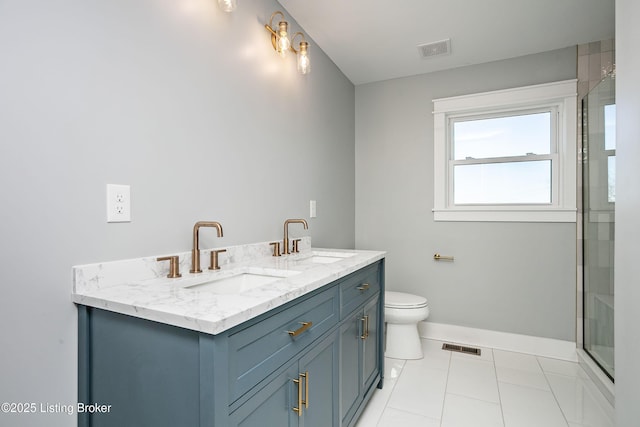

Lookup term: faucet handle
[209,249,227,270]
[292,239,302,253]
[157,256,182,278]
[270,242,281,257]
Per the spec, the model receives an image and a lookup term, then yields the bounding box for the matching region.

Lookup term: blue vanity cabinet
[340,310,362,424]
[229,330,339,427]
[340,295,381,426]
[339,263,384,427]
[77,259,384,427]
[226,285,340,404]
[362,296,381,393]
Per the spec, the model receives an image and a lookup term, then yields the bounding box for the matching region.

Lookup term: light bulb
[276,21,290,57]
[218,0,236,12]
[278,36,290,57]
[297,42,310,74]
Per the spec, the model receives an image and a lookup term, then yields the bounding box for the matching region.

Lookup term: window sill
[433,208,577,223]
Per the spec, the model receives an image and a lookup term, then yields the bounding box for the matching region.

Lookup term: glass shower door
[582,74,615,380]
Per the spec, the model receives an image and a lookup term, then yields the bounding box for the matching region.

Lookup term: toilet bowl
[384,291,430,359]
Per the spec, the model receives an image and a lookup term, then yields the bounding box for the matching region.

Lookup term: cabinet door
[228,362,299,427]
[362,295,380,392]
[340,311,363,425]
[298,331,339,427]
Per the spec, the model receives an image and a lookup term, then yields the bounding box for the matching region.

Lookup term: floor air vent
[442,343,481,356]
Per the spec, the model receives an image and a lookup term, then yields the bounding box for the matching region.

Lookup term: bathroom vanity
[73,243,385,427]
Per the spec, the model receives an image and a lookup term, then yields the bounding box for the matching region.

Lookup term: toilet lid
[385,291,428,308]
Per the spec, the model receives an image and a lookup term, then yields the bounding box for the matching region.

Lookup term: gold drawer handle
[287,321,313,337]
[360,315,369,340]
[357,283,370,291]
[292,371,310,416]
[301,372,309,409]
[292,375,302,416]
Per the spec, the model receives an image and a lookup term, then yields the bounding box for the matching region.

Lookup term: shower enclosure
[582,73,615,381]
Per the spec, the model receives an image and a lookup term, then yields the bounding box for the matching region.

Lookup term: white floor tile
[407,339,452,371]
[355,358,406,427]
[386,363,448,420]
[538,357,588,378]
[356,340,614,427]
[384,357,406,381]
[449,343,495,362]
[496,365,550,390]
[377,407,440,427]
[545,373,614,427]
[447,357,500,403]
[354,389,388,427]
[494,349,543,373]
[499,382,569,427]
[441,393,504,427]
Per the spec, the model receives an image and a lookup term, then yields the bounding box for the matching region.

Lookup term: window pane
[453,112,551,160]
[604,104,616,150]
[454,160,551,204]
[608,155,616,203]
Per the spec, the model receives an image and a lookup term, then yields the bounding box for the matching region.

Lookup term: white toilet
[384,291,430,359]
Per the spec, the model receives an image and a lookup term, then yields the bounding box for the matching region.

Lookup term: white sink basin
[183,268,299,294]
[304,251,357,264]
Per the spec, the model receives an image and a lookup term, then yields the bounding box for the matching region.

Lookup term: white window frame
[433,80,577,222]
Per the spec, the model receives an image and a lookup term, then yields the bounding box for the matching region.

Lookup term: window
[604,104,616,203]
[433,80,577,222]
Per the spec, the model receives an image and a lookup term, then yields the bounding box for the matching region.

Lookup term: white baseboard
[419,321,578,361]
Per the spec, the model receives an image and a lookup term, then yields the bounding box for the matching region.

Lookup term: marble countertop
[72,244,385,335]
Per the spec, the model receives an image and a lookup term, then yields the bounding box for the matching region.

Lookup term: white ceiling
[277,0,615,85]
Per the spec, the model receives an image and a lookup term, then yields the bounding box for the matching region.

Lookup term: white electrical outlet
[107,184,131,223]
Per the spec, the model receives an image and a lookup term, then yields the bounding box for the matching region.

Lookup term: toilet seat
[385,291,428,309]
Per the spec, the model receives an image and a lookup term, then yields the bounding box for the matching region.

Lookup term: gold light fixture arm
[265,11,286,51]
[264,11,310,74]
[290,32,306,54]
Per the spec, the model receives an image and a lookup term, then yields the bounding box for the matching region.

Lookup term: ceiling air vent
[418,39,451,59]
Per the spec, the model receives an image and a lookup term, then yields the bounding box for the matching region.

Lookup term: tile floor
[356,339,615,427]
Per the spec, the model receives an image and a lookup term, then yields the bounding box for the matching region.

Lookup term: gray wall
[355,48,578,341]
[615,0,640,423]
[0,1,354,426]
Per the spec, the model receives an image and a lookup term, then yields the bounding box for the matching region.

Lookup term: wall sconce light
[265,11,311,74]
[218,0,237,12]
[265,11,291,58]
[292,32,311,75]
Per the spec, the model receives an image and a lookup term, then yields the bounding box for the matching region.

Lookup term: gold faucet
[283,219,308,255]
[190,221,223,273]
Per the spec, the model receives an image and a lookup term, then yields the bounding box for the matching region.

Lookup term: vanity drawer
[227,285,339,403]
[340,262,381,318]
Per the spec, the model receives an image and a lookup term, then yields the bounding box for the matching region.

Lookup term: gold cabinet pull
[365,315,369,339]
[433,253,454,261]
[360,315,370,340]
[292,375,302,416]
[301,371,309,409]
[357,283,370,291]
[287,321,313,337]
